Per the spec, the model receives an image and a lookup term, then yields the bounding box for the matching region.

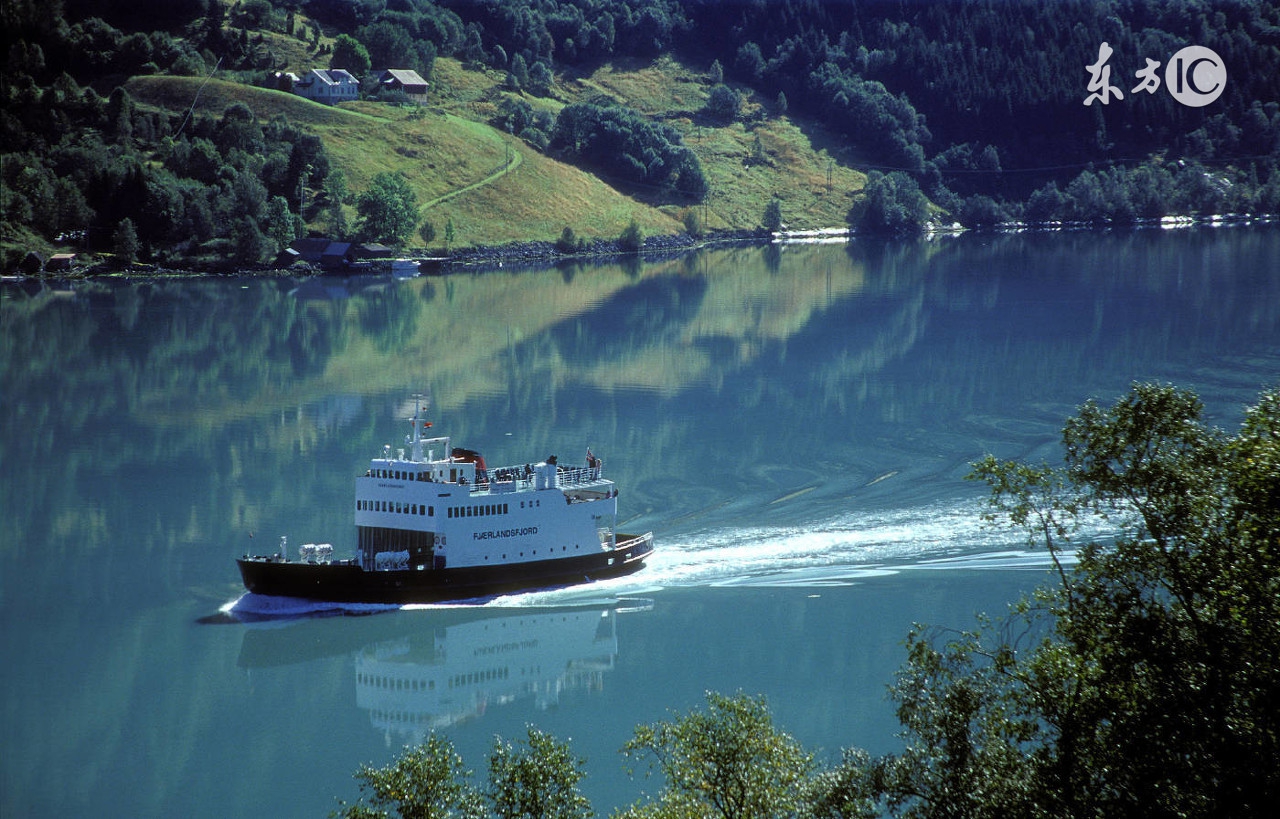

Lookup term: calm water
[3,227,1278,817]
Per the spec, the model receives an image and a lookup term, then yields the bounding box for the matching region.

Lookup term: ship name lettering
[473,526,539,540]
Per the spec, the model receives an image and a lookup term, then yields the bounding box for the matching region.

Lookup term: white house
[292,69,360,104]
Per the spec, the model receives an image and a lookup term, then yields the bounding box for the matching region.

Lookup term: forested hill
[4,0,1279,270]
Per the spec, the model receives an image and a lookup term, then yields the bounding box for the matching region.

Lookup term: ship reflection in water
[236,601,649,745]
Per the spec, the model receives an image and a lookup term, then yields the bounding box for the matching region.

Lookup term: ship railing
[470,463,605,493]
[556,464,606,488]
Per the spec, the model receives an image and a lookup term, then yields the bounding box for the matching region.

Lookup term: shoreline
[6,213,1276,282]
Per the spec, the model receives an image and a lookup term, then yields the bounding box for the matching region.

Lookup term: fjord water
[3,227,1278,818]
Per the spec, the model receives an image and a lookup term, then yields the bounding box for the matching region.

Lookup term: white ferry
[237,401,654,603]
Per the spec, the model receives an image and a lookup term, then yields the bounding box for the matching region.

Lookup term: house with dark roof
[289,238,355,270]
[47,253,77,271]
[292,69,360,105]
[378,69,429,102]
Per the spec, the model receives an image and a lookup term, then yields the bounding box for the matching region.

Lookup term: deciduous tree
[487,727,591,819]
[618,692,816,819]
[357,172,418,245]
[335,734,485,819]
[871,383,1280,818]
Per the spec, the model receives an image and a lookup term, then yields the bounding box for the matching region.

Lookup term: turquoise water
[3,227,1277,817]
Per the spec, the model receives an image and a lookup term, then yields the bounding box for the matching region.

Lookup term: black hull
[237,533,653,604]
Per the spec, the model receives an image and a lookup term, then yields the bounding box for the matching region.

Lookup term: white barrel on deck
[534,461,559,490]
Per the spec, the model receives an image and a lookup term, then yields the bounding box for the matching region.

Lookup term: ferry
[237,401,654,603]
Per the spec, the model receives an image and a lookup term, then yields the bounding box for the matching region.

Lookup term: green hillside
[126,55,866,250]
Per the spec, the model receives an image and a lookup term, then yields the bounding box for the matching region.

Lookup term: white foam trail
[222,592,399,620]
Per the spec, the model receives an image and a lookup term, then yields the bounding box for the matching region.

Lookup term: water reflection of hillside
[236,604,633,746]
[549,245,876,395]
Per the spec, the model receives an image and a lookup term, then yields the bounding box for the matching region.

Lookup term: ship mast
[410,393,425,462]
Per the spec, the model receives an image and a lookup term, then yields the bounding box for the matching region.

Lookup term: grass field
[127,54,869,250]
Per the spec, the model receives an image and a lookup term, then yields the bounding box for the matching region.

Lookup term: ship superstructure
[237,400,652,603]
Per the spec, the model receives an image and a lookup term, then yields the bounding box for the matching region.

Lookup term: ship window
[411,504,417,514]
[428,506,433,516]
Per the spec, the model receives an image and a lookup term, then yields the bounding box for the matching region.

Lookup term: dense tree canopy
[549,103,707,200]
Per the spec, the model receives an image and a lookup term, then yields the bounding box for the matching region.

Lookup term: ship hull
[237,533,654,604]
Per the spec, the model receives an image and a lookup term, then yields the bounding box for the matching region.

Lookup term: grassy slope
[568,56,867,231]
[127,54,866,250]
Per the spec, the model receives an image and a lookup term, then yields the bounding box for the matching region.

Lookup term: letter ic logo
[1165,45,1226,107]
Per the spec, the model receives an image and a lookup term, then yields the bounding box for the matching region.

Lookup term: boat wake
[490,497,1102,606]
[218,592,401,622]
